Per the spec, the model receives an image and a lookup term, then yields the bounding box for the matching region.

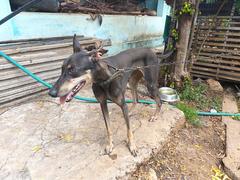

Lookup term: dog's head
[48,35,108,104]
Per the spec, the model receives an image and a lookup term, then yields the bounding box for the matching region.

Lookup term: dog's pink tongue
[60,96,67,105]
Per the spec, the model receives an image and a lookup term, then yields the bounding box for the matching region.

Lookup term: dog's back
[104,48,158,69]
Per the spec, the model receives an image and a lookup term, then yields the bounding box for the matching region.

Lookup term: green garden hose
[1,51,239,117]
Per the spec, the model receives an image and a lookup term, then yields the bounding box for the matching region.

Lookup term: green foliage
[221,19,230,27]
[179,78,222,112]
[237,0,240,14]
[171,28,179,41]
[178,2,195,16]
[166,41,174,50]
[233,116,240,121]
[180,78,207,103]
[176,102,201,126]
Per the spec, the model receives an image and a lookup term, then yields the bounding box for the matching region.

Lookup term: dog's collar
[97,69,124,86]
[93,60,124,86]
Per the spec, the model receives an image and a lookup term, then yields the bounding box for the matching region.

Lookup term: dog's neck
[91,60,113,84]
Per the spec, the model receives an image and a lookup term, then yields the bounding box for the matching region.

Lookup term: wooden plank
[196,42,240,49]
[198,16,240,19]
[191,73,240,82]
[2,39,99,55]
[198,52,240,61]
[195,56,240,65]
[0,37,92,50]
[0,62,62,80]
[0,54,68,69]
[0,51,60,64]
[199,47,240,54]
[193,61,240,71]
[197,36,240,43]
[228,21,240,25]
[191,70,240,82]
[191,66,240,77]
[0,35,85,45]
[190,15,240,83]
[0,78,56,99]
[0,71,60,91]
[195,31,240,37]
[197,26,240,31]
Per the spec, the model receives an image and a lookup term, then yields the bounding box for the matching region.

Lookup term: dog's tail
[159,49,174,60]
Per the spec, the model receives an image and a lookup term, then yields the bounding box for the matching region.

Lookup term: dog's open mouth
[60,80,86,104]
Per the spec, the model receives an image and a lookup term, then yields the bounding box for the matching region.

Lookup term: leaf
[32,145,42,152]
[211,167,231,180]
[61,133,74,142]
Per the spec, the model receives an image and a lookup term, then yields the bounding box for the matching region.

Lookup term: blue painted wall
[0,0,170,54]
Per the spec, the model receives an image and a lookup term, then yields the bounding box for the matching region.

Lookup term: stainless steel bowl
[159,87,179,102]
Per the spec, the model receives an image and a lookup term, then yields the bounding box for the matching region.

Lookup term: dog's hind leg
[114,95,137,157]
[128,70,143,114]
[100,100,114,155]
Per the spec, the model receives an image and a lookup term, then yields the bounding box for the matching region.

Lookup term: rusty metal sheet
[0,36,111,108]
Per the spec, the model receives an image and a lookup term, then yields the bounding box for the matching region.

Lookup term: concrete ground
[0,85,184,180]
[222,90,240,179]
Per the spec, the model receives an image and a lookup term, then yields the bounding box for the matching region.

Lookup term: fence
[190,16,240,83]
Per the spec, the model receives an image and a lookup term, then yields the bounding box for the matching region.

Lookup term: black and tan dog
[49,35,173,156]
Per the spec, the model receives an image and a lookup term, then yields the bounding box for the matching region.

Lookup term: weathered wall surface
[0,0,170,54]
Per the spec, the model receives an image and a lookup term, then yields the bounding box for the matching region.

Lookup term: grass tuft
[179,78,222,112]
[176,102,202,126]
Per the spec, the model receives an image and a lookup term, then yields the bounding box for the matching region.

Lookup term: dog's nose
[48,88,58,98]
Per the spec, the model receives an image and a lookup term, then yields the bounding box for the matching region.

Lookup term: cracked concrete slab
[222,91,240,180]
[0,86,184,180]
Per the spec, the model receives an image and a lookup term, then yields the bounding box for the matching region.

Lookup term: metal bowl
[159,87,179,102]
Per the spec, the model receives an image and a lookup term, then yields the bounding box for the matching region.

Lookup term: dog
[49,35,173,156]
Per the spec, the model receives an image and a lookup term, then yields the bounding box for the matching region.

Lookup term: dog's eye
[68,67,75,74]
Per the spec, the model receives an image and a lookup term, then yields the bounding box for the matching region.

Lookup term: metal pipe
[0,0,42,26]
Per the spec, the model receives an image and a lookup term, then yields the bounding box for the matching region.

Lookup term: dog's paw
[105,144,113,155]
[128,143,138,157]
[149,115,158,122]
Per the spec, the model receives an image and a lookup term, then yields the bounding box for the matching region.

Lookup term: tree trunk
[173,0,197,86]
[174,15,192,83]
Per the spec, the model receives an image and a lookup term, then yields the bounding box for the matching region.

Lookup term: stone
[222,91,240,180]
[206,79,223,92]
[146,168,158,180]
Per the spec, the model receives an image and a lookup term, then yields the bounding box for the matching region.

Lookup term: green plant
[171,29,179,41]
[233,116,240,121]
[179,78,222,111]
[166,41,174,50]
[211,97,222,112]
[178,2,195,16]
[180,78,207,103]
[176,102,201,126]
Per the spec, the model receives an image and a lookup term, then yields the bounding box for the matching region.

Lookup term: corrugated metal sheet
[0,36,111,108]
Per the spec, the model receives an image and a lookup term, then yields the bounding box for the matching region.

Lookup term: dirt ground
[129,116,226,179]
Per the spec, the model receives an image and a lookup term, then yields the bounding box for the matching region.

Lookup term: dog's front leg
[117,98,137,157]
[100,100,114,155]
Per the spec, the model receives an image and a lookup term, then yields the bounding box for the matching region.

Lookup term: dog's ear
[73,34,82,53]
[88,49,108,59]
[99,48,108,56]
